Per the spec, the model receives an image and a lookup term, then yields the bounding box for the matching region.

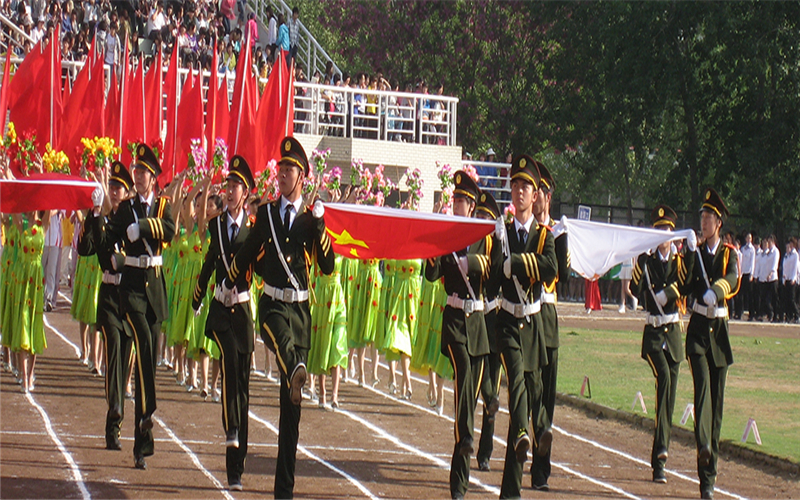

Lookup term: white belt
[263,283,309,303]
[484,298,499,312]
[214,285,251,307]
[691,301,728,319]
[645,312,680,327]
[446,295,484,315]
[500,298,541,318]
[125,255,163,268]
[102,271,121,286]
[541,292,556,304]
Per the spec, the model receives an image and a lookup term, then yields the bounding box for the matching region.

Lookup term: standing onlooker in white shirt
[781,240,799,323]
[740,232,756,320]
[146,1,166,39]
[763,235,780,322]
[104,22,120,69]
[266,5,277,54]
[42,210,64,312]
[287,6,300,67]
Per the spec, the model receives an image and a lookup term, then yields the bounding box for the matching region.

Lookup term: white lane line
[555,426,748,500]
[43,314,81,358]
[58,291,73,304]
[352,382,500,496]
[248,411,378,500]
[152,415,234,500]
[24,392,91,500]
[354,374,640,499]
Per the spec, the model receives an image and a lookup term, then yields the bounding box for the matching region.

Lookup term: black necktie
[284,205,293,230]
[518,227,528,245]
[142,202,149,217]
[230,221,238,242]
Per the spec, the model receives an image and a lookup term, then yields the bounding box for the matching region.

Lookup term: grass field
[557,326,800,464]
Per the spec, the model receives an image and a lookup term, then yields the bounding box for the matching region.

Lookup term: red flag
[83,54,106,140]
[205,42,219,162]
[59,53,92,171]
[228,33,257,158]
[0,173,99,213]
[160,45,181,183]
[6,40,45,110]
[173,68,204,176]
[254,50,292,173]
[144,48,163,145]
[214,74,230,151]
[115,37,130,157]
[122,60,145,163]
[322,204,495,260]
[105,68,120,148]
[0,49,14,125]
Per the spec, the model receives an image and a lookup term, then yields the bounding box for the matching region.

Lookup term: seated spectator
[31,17,46,43]
[220,41,236,74]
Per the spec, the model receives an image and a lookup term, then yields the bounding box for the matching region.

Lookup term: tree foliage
[297,0,800,236]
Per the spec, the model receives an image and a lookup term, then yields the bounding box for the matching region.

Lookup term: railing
[247,0,341,80]
[462,160,512,207]
[294,82,458,146]
[0,12,36,53]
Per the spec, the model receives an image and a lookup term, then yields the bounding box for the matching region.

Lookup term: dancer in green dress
[380,259,422,399]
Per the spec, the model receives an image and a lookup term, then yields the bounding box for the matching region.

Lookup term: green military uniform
[630,205,685,483]
[79,161,133,451]
[224,137,335,499]
[530,163,570,491]
[682,189,739,500]
[475,192,503,472]
[193,156,258,489]
[495,156,558,499]
[106,145,175,468]
[424,173,502,499]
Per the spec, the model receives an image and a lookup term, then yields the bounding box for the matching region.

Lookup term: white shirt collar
[280,195,303,215]
[658,247,671,262]
[139,191,155,208]
[513,215,535,236]
[227,209,244,230]
[706,238,721,256]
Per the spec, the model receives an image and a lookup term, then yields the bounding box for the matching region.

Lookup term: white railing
[0,12,35,52]
[247,0,341,80]
[463,160,512,207]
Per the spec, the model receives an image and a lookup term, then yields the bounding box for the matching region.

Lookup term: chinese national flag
[322,204,495,260]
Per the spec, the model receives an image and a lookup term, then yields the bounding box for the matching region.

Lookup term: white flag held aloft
[552,217,694,280]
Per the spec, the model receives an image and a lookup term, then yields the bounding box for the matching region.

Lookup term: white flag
[552,217,693,280]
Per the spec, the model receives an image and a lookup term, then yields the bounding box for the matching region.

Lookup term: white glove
[703,289,717,306]
[495,217,506,243]
[687,230,697,252]
[194,303,203,317]
[91,186,104,208]
[655,290,668,307]
[503,257,511,279]
[312,200,325,219]
[126,223,140,242]
[457,256,469,275]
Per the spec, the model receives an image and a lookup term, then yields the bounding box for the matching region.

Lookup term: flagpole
[233,32,251,153]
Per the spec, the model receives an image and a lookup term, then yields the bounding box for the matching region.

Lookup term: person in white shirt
[781,240,799,323]
[104,22,120,68]
[266,5,277,49]
[30,17,46,42]
[751,239,765,320]
[739,232,756,320]
[42,210,64,311]
[762,235,780,322]
[146,2,166,39]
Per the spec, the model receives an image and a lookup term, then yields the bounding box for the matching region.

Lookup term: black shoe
[656,448,668,460]
[106,435,122,450]
[514,432,531,463]
[451,492,464,500]
[478,460,490,472]
[139,416,153,433]
[226,428,239,448]
[485,396,500,423]
[653,470,667,484]
[532,482,550,492]
[44,303,52,312]
[536,428,553,457]
[701,488,714,499]
[134,455,147,470]
[698,445,712,467]
[290,364,307,405]
[458,436,474,457]
[229,477,243,491]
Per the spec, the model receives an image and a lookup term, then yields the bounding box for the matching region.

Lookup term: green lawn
[557,327,800,464]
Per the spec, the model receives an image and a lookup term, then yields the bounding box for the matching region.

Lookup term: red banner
[322,203,495,260]
[0,173,98,213]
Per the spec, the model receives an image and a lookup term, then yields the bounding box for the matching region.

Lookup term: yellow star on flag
[326,227,370,249]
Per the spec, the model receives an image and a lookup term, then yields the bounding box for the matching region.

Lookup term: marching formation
[0,137,739,500]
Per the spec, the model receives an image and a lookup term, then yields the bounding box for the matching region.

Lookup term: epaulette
[723,243,736,251]
[542,224,553,232]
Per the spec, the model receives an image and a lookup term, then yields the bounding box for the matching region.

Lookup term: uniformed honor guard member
[529,161,569,491]
[682,188,739,500]
[106,144,175,470]
[223,137,335,499]
[493,155,558,499]
[81,161,134,451]
[473,191,503,473]
[424,172,501,500]
[193,156,258,491]
[630,205,687,484]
